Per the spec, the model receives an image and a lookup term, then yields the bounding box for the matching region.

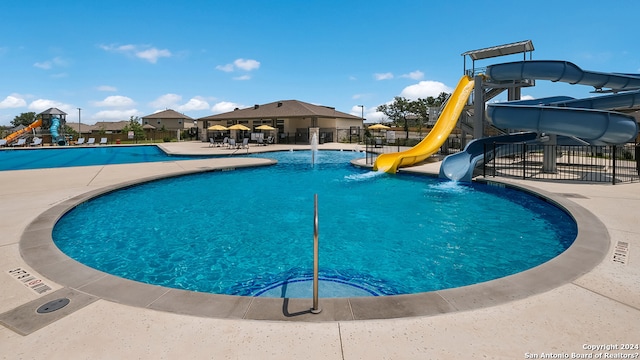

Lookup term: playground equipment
[2,108,68,146]
[3,119,42,144]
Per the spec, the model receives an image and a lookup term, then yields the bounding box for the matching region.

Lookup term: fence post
[612,145,617,185]
[522,143,527,180]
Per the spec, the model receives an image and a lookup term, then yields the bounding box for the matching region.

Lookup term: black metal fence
[482,142,639,184]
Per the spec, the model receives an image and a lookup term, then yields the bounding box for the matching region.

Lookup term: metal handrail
[311,194,321,314]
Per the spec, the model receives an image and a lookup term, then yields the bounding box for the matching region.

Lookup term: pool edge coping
[19,160,609,322]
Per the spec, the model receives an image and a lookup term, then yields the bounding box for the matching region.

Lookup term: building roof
[199,100,361,121]
[461,40,535,61]
[93,120,131,131]
[142,109,194,120]
[37,107,67,116]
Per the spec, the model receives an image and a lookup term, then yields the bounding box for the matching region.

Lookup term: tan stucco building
[198,100,363,143]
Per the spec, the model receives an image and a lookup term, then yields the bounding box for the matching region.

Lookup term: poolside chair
[99,138,108,145]
[221,137,229,148]
[0,139,6,147]
[76,137,85,145]
[257,137,265,146]
[12,138,26,147]
[266,136,274,145]
[209,138,215,147]
[239,138,249,149]
[87,138,96,145]
[30,137,43,146]
[228,138,236,149]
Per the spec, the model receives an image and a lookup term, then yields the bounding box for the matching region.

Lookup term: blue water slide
[485,60,639,145]
[439,132,537,182]
[439,60,640,182]
[486,60,640,91]
[50,116,66,145]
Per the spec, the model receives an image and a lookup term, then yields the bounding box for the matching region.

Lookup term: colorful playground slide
[439,60,640,182]
[3,118,42,144]
[373,75,475,173]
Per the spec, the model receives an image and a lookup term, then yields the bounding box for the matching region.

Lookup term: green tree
[376,97,413,139]
[11,112,37,127]
[122,116,145,142]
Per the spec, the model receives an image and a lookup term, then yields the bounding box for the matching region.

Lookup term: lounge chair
[209,138,215,147]
[76,137,85,145]
[221,137,229,148]
[99,138,108,145]
[0,139,6,147]
[12,138,26,147]
[266,136,274,145]
[30,137,43,146]
[87,138,96,145]
[257,137,265,146]
[228,139,236,149]
[238,138,249,149]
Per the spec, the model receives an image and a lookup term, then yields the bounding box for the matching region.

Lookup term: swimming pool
[0,145,215,171]
[52,150,577,298]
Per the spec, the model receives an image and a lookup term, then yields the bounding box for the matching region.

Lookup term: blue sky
[1,0,639,126]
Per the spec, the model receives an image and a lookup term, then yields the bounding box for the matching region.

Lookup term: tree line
[376,92,449,139]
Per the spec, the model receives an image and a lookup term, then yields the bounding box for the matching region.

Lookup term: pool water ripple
[52,150,577,298]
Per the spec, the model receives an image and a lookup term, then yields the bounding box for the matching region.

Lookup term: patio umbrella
[227,124,250,131]
[207,124,228,131]
[228,124,250,140]
[255,124,275,131]
[367,124,390,130]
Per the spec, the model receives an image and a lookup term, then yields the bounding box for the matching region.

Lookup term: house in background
[198,100,363,144]
[142,109,196,133]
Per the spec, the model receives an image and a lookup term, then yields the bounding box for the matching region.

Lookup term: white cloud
[0,95,27,109]
[136,48,171,64]
[94,95,136,107]
[216,58,260,73]
[34,61,52,70]
[177,97,210,111]
[234,58,260,71]
[215,64,235,72]
[97,85,117,92]
[100,44,172,63]
[28,99,68,112]
[211,101,243,114]
[93,109,141,121]
[149,93,182,108]
[400,80,452,100]
[401,70,424,80]
[33,56,69,70]
[374,72,394,80]
[364,109,387,123]
[233,75,251,81]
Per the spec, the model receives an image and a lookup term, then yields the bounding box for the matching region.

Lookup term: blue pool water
[52,150,577,298]
[0,145,214,171]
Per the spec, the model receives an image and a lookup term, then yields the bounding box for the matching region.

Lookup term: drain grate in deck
[0,288,98,336]
[612,241,629,265]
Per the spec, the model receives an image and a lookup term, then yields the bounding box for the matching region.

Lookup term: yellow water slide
[373,75,475,173]
[3,118,43,144]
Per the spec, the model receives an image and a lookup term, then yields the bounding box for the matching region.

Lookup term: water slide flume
[373,75,475,173]
[3,119,43,144]
[439,60,640,182]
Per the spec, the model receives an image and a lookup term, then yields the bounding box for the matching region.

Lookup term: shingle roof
[37,107,67,116]
[142,109,194,120]
[199,100,361,121]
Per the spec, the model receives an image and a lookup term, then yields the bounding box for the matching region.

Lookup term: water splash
[310,133,318,166]
[344,170,386,181]
[426,180,470,194]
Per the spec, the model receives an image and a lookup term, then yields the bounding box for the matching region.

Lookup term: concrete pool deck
[0,141,639,359]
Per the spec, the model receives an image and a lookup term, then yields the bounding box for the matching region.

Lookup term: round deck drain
[37,298,70,314]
